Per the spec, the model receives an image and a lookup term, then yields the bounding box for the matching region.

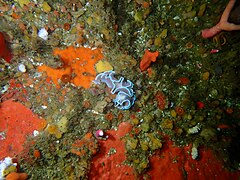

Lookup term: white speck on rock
[41,105,47,109]
[191,147,198,160]
[188,123,201,134]
[33,130,39,137]
[18,63,26,72]
[38,28,48,40]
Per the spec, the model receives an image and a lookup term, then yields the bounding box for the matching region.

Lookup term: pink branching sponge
[202,0,240,38]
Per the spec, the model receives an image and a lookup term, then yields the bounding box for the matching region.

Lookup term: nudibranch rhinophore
[93,70,136,110]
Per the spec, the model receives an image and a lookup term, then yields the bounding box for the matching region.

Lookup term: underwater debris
[93,70,136,110]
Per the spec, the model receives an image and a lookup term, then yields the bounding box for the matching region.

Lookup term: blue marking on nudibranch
[93,70,136,110]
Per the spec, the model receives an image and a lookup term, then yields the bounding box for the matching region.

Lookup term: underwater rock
[0,32,12,63]
[228,0,240,24]
[202,0,240,38]
[161,119,173,130]
[200,128,217,141]
[57,116,68,133]
[16,0,30,7]
[71,133,98,157]
[94,100,108,113]
[93,71,136,110]
[183,11,196,19]
[202,72,210,81]
[126,138,138,150]
[198,4,207,17]
[155,91,166,110]
[214,65,223,76]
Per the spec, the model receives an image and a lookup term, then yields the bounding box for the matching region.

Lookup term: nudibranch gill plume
[93,71,136,110]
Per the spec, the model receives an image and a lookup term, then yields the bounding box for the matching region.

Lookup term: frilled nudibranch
[93,70,136,110]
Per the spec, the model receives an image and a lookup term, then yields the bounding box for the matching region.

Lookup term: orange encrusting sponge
[140,50,159,71]
[0,100,47,159]
[37,46,104,89]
